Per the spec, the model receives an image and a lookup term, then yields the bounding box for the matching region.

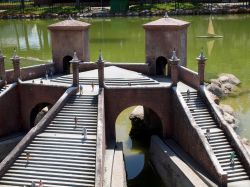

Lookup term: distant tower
[143,16,190,75]
[48,18,90,74]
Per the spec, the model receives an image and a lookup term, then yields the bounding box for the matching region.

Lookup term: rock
[217,104,239,129]
[129,106,144,120]
[208,91,220,105]
[218,73,241,85]
[207,83,224,97]
[220,104,234,116]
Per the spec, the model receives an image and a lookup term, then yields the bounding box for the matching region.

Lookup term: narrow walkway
[180,90,249,183]
[0,94,98,187]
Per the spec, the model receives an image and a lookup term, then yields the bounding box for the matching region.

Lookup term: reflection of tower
[143,16,190,75]
[48,18,90,73]
[207,39,215,56]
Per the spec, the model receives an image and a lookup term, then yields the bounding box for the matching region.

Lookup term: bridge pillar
[197,50,207,85]
[143,15,190,75]
[97,52,104,88]
[169,50,180,86]
[0,50,6,82]
[70,52,80,87]
[10,50,21,81]
[48,18,90,74]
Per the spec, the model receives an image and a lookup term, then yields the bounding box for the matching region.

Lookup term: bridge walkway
[0,93,98,187]
[180,90,249,183]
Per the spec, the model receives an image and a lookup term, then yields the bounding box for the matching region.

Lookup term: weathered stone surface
[218,73,240,85]
[129,105,144,120]
[207,83,224,97]
[217,104,239,129]
[207,73,241,98]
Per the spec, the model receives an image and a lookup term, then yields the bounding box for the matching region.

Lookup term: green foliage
[129,2,202,11]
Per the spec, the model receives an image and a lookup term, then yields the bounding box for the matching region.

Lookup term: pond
[0,15,250,186]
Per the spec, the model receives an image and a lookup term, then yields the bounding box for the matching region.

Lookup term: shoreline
[0,6,250,19]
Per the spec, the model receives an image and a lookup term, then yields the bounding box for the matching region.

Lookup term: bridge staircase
[181,91,249,183]
[0,94,98,186]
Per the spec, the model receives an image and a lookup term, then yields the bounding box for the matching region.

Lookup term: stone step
[211,144,232,150]
[220,161,241,167]
[226,168,246,174]
[24,147,96,156]
[227,175,250,183]
[32,140,96,148]
[222,164,244,171]
[60,108,98,112]
[52,118,97,123]
[209,141,230,146]
[213,148,233,154]
[218,157,239,164]
[49,124,97,129]
[43,129,97,135]
[15,159,95,169]
[34,136,96,144]
[7,169,95,180]
[28,143,96,151]
[12,162,95,172]
[199,125,218,129]
[191,111,210,115]
[0,175,94,186]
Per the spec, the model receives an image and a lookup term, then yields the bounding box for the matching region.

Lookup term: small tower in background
[143,15,190,76]
[48,18,90,74]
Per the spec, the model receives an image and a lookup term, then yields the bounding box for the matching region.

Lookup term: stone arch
[105,88,171,142]
[156,56,168,76]
[62,56,72,74]
[115,105,163,140]
[30,102,52,128]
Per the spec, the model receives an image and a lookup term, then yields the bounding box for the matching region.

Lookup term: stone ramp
[181,91,249,183]
[0,94,98,187]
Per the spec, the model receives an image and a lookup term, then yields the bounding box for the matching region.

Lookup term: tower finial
[171,48,179,61]
[98,49,103,62]
[198,47,206,61]
[164,12,169,18]
[73,51,79,61]
[12,48,18,59]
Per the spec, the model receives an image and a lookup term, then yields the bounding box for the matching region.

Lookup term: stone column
[197,50,207,85]
[70,52,80,87]
[0,50,6,82]
[97,52,104,88]
[11,50,21,81]
[169,50,180,86]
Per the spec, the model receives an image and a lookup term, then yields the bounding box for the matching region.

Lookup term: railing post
[70,52,80,87]
[197,50,207,85]
[0,50,6,82]
[96,51,104,88]
[169,49,180,86]
[10,49,21,82]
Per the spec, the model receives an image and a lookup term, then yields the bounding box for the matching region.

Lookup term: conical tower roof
[143,17,190,30]
[48,18,90,31]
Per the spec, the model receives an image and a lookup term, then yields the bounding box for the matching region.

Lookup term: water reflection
[116,107,165,187]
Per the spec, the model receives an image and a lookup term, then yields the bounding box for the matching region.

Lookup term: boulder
[129,106,144,121]
[218,73,241,85]
[207,83,224,97]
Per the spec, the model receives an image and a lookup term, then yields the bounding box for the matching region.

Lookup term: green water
[0,15,250,185]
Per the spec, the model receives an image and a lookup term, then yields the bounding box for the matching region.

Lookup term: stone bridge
[0,17,249,187]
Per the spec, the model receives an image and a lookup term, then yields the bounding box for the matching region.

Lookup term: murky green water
[0,15,250,185]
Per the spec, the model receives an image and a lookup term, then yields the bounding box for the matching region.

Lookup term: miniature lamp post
[169,49,180,86]
[197,49,207,85]
[10,49,21,81]
[0,50,6,82]
[70,51,80,87]
[97,51,104,88]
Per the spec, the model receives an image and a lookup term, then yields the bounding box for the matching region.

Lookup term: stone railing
[172,87,227,186]
[178,65,200,89]
[5,63,54,84]
[95,88,106,187]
